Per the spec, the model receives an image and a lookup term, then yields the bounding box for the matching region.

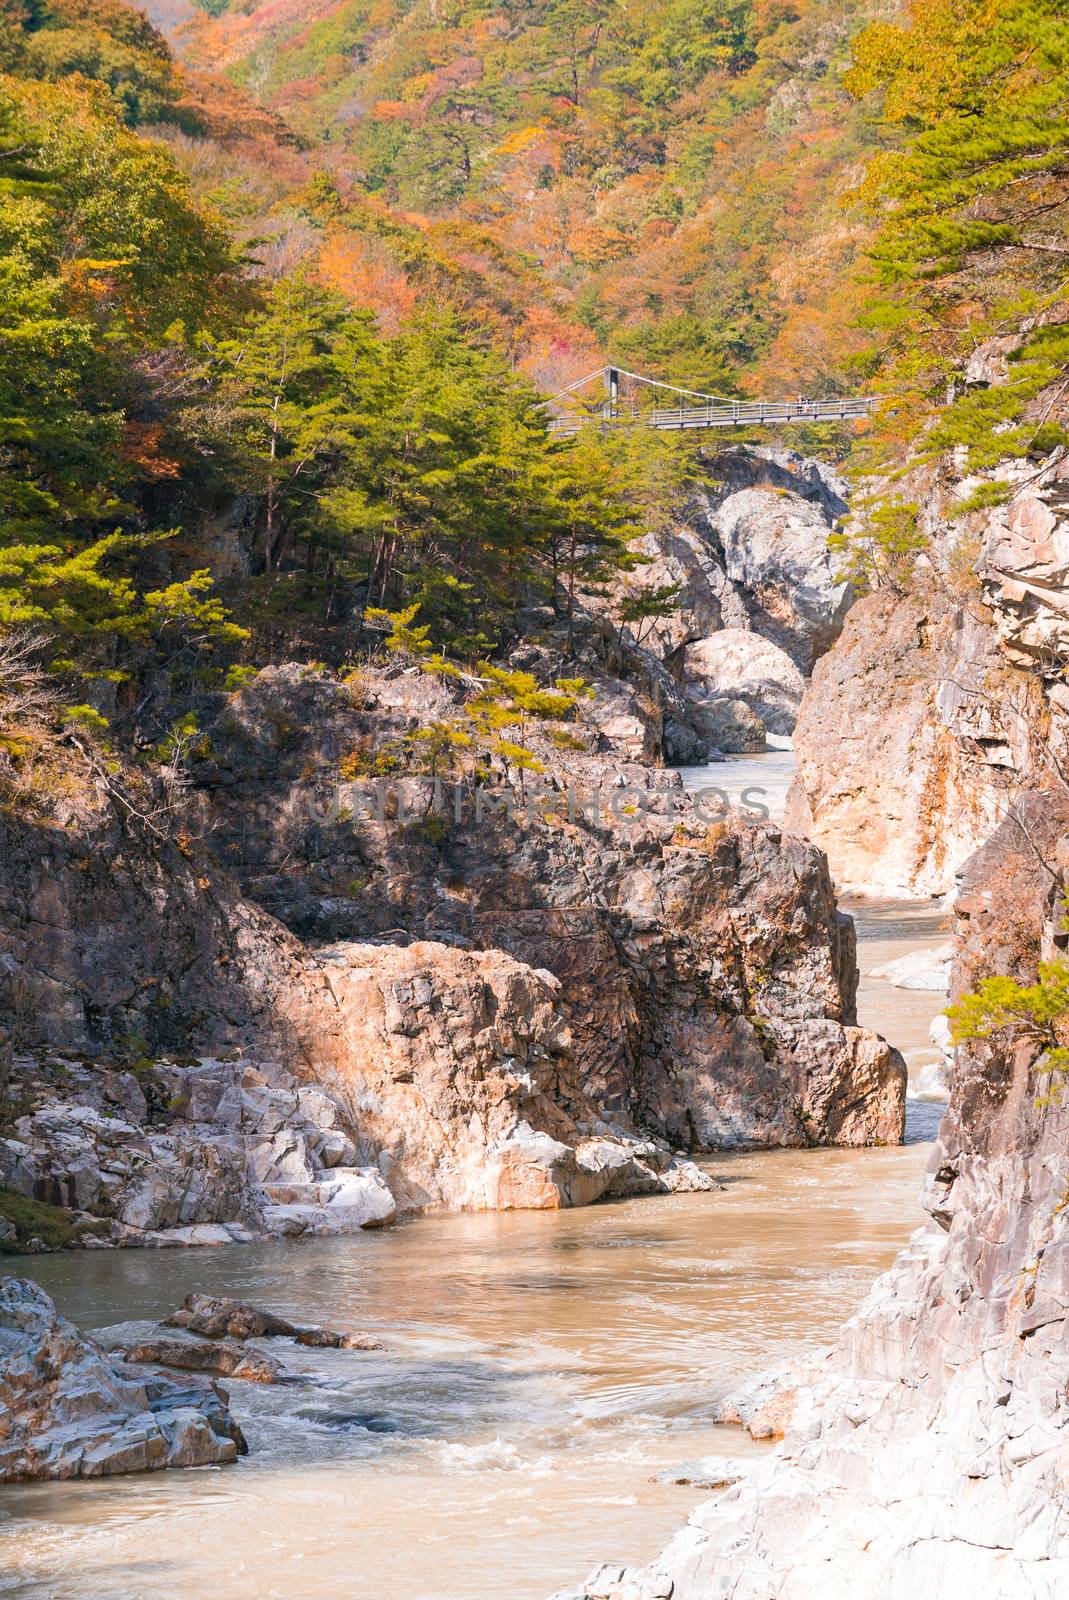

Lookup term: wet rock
[166,1293,299,1340]
[652,1456,753,1489]
[296,1408,401,1433]
[165,1293,382,1351]
[120,1337,285,1383]
[294,1328,385,1350]
[710,1354,829,1439]
[0,1277,245,1480]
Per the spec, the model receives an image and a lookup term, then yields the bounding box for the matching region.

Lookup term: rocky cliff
[613,445,855,751]
[0,639,904,1249]
[785,445,1069,896]
[557,791,1069,1600]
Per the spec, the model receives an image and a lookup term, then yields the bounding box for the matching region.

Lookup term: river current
[0,749,950,1600]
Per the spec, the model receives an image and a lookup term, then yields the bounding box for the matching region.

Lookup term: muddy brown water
[0,751,950,1600]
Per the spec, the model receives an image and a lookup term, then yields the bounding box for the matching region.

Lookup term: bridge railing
[547,395,879,437]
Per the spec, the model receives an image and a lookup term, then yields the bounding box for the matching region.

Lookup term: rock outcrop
[683,629,806,737]
[616,446,852,678]
[785,447,1069,896]
[708,471,853,672]
[0,625,904,1242]
[555,793,1069,1600]
[0,1053,396,1247]
[0,1276,245,1480]
[784,591,1022,895]
[598,445,854,751]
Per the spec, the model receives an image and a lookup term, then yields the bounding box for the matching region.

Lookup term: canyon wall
[0,621,904,1246]
[615,445,854,750]
[785,447,1069,896]
[558,790,1069,1600]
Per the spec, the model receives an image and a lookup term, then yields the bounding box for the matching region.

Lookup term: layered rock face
[558,795,1069,1600]
[0,1277,245,1479]
[785,447,1068,896]
[0,1053,395,1247]
[784,591,1023,895]
[0,657,904,1243]
[188,666,905,1157]
[611,445,854,749]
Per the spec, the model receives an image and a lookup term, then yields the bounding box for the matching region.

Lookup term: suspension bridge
[547,366,880,436]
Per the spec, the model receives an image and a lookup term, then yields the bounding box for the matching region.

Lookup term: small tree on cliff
[465,665,588,795]
[949,959,1069,1075]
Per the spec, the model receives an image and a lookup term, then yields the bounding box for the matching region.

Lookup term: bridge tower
[603,366,619,420]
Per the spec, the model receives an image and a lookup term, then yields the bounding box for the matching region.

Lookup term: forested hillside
[1,0,1068,722]
[166,0,889,395]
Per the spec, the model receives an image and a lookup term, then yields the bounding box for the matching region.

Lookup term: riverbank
[0,862,949,1600]
[0,733,950,1597]
[1,1134,932,1600]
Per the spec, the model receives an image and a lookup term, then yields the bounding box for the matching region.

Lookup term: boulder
[0,1277,245,1481]
[646,1015,906,1151]
[652,1455,754,1489]
[713,484,854,671]
[165,1293,383,1350]
[259,1165,397,1235]
[120,1337,284,1384]
[683,629,805,736]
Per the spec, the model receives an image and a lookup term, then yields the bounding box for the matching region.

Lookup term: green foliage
[466,663,587,782]
[603,0,757,110]
[208,288,671,656]
[223,663,258,691]
[208,273,350,575]
[0,1184,110,1251]
[405,716,472,777]
[0,66,242,665]
[848,0,1069,481]
[948,957,1069,1077]
[15,0,185,128]
[61,702,108,732]
[365,601,434,658]
[828,497,924,592]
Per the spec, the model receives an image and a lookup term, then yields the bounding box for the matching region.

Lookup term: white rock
[0,1277,244,1479]
[684,630,806,736]
[869,943,952,991]
[716,484,854,671]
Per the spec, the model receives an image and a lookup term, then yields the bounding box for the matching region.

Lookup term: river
[0,750,950,1600]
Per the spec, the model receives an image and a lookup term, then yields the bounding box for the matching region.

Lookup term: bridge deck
[548,395,878,436]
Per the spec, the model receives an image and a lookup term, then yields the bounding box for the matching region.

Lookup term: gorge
[3,0,1069,1596]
